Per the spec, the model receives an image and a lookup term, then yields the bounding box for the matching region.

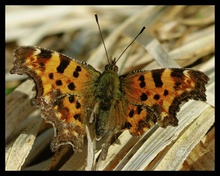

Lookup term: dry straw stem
[6,118,42,170]
[6,6,214,170]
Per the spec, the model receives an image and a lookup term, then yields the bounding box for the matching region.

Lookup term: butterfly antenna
[95,13,110,64]
[115,26,146,63]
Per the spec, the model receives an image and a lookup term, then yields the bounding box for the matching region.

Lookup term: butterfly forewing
[11,46,100,97]
[120,68,209,129]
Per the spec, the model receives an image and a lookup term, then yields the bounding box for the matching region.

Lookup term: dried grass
[6,5,214,171]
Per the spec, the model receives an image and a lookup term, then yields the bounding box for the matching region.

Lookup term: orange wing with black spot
[120,68,209,136]
[10,46,100,151]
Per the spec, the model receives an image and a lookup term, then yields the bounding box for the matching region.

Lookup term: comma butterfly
[10,14,209,161]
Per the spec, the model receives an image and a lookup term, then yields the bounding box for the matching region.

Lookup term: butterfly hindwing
[40,93,86,151]
[122,103,157,136]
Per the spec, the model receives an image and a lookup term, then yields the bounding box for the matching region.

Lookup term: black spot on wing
[57,55,70,73]
[68,82,75,90]
[140,93,148,101]
[138,75,145,82]
[163,89,169,96]
[73,66,82,78]
[69,95,74,103]
[140,82,146,88]
[38,49,52,58]
[76,66,82,72]
[76,101,81,109]
[170,69,184,78]
[49,73,53,79]
[151,69,164,87]
[137,105,143,114]
[153,94,160,100]
[129,109,134,118]
[73,71,79,78]
[138,75,146,88]
[74,114,81,122]
[56,80,62,86]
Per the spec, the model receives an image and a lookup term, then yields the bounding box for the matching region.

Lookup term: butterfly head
[105,58,118,72]
[95,14,146,75]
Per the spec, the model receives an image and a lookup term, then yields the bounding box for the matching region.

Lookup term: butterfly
[10,14,209,161]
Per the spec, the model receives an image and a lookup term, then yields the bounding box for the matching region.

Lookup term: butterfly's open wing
[120,68,209,136]
[10,46,101,151]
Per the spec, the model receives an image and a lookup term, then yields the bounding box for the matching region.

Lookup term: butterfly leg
[100,129,118,160]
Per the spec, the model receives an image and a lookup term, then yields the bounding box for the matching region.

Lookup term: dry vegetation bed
[6,5,214,171]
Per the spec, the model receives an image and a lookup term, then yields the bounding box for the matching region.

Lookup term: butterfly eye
[104,64,118,72]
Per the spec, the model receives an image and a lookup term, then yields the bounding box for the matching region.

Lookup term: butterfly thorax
[93,64,122,140]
